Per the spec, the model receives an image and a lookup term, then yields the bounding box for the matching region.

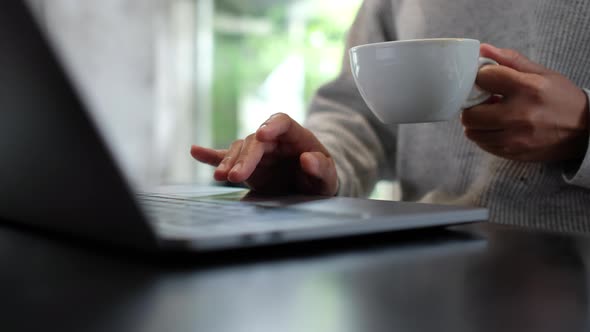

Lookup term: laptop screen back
[0,1,156,249]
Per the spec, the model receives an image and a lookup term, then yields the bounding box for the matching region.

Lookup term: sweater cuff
[563,88,590,188]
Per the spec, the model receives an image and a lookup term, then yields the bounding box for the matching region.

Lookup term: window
[207,0,396,200]
[30,0,364,189]
[156,0,362,184]
[208,0,362,149]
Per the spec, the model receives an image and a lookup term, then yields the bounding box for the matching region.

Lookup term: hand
[190,113,338,195]
[461,44,589,162]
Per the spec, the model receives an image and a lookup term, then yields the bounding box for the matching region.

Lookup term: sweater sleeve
[563,88,590,188]
[304,0,397,197]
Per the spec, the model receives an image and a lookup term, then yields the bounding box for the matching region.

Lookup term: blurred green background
[212,0,361,149]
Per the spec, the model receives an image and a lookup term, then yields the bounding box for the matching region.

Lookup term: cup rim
[350,38,480,52]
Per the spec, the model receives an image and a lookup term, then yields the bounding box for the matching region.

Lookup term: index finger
[228,135,277,183]
[190,145,228,166]
[476,65,529,97]
[461,103,508,130]
[255,113,328,154]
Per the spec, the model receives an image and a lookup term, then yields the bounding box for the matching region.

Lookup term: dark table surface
[1,221,589,332]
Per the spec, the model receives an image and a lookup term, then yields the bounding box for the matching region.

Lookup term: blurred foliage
[212,0,361,149]
[216,0,292,16]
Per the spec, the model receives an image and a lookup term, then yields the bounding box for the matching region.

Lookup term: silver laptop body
[0,1,488,252]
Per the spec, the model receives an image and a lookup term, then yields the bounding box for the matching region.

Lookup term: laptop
[0,1,488,252]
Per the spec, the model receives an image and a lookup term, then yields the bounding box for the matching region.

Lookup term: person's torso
[386,0,590,227]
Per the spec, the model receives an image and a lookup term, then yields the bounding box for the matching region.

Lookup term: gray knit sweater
[305,0,590,232]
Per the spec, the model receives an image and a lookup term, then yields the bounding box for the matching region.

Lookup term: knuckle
[522,75,548,101]
[229,139,244,150]
[505,48,522,63]
[515,109,538,131]
[272,112,291,122]
[244,133,257,144]
[219,155,233,166]
[509,137,532,152]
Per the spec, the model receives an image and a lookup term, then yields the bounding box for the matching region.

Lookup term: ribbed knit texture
[306,0,590,233]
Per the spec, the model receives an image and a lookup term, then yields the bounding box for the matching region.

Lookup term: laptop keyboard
[137,194,357,239]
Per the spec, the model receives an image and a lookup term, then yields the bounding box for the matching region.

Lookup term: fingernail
[230,162,242,175]
[217,164,226,172]
[309,155,319,173]
[256,124,269,139]
[257,124,268,133]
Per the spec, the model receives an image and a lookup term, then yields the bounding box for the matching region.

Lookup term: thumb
[299,152,338,196]
[480,44,547,74]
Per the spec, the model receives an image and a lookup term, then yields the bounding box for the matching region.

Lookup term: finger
[480,44,547,74]
[299,152,338,196]
[464,128,507,145]
[227,135,277,183]
[474,143,509,157]
[474,143,529,161]
[214,140,243,181]
[461,103,508,130]
[476,65,532,96]
[486,94,504,104]
[190,145,227,166]
[469,129,536,161]
[256,113,327,153]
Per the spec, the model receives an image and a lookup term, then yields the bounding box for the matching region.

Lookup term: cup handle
[462,57,499,109]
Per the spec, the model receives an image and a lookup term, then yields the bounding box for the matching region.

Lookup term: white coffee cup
[349,38,497,123]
